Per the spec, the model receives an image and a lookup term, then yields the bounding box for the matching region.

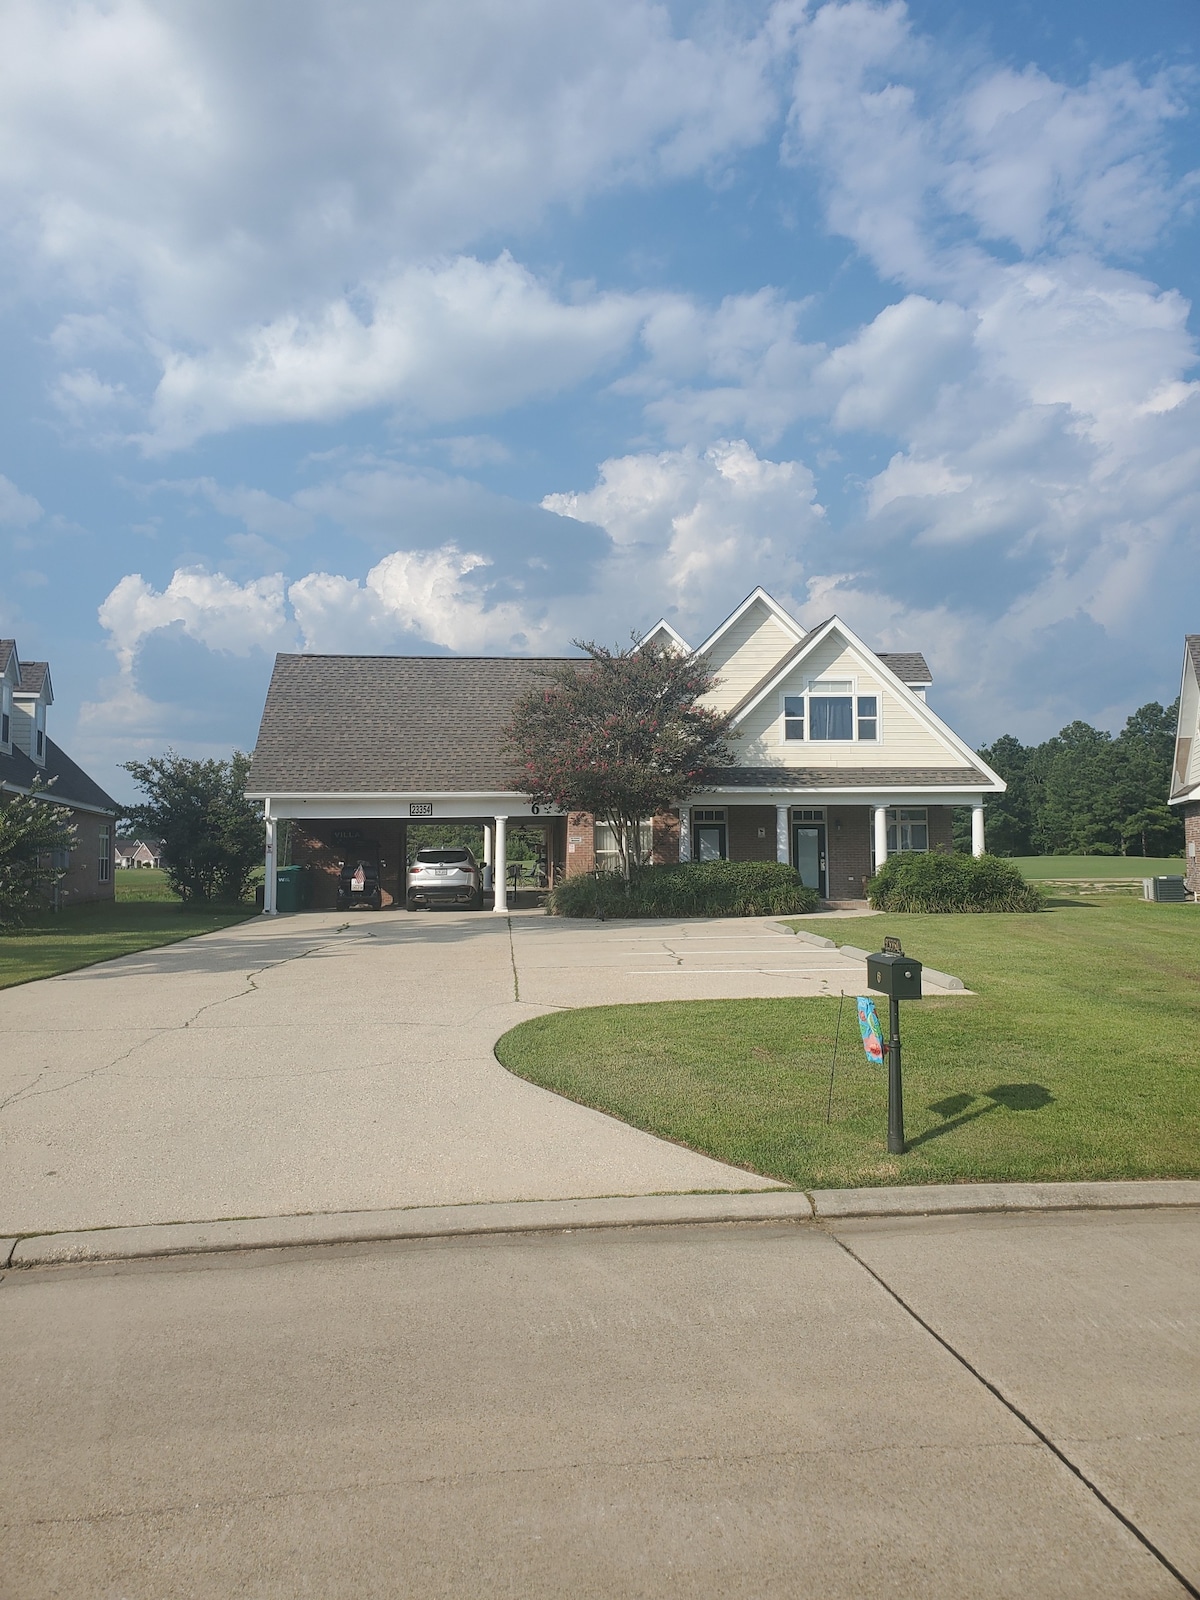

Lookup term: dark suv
[336,853,383,911]
[406,847,483,910]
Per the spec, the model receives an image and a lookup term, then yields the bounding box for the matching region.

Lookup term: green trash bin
[274,865,312,913]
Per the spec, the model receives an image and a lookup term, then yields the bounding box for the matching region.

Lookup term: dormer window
[781,682,880,742]
[1,711,8,745]
[36,728,44,757]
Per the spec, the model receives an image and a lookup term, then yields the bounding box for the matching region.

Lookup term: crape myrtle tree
[121,750,263,903]
[506,639,736,880]
[0,781,77,926]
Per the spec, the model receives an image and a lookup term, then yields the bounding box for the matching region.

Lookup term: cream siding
[734,637,964,769]
[1172,651,1200,798]
[702,601,796,711]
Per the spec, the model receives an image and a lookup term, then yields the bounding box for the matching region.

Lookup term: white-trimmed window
[98,824,112,883]
[792,808,825,822]
[594,819,653,872]
[782,682,879,742]
[886,807,928,853]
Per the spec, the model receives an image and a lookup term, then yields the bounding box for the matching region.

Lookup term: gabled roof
[0,640,18,682]
[696,587,806,657]
[248,653,579,795]
[0,737,118,814]
[638,619,692,652]
[1169,635,1200,804]
[16,661,52,701]
[726,614,1005,791]
[876,652,932,686]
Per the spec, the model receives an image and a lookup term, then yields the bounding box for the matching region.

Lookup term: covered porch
[676,794,988,901]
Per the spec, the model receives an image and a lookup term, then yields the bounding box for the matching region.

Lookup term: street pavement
[3,1206,1196,1598]
[0,907,963,1238]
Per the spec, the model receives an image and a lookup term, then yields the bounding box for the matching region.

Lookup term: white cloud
[0,475,43,528]
[1,0,780,340]
[98,567,293,673]
[543,439,825,636]
[141,252,664,449]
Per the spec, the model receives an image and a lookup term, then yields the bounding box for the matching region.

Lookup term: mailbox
[867,950,923,1000]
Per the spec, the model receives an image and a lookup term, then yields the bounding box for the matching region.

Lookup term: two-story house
[247,588,1004,913]
[0,640,120,906]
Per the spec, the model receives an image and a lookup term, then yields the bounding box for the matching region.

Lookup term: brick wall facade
[563,812,596,877]
[825,806,872,900]
[290,819,407,909]
[59,809,116,906]
[1185,802,1200,895]
[727,805,777,862]
[927,805,955,854]
[652,809,680,865]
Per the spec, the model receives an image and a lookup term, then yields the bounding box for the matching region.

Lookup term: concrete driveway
[0,908,942,1237]
[4,1205,1196,1598]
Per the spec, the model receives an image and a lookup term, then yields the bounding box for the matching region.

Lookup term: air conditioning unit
[1143,876,1188,903]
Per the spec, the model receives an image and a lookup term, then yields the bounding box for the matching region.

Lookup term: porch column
[971,802,986,858]
[263,806,277,915]
[776,804,790,865]
[873,804,889,869]
[482,822,493,891]
[678,807,691,862]
[492,815,508,912]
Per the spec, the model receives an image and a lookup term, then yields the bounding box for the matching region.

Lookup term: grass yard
[495,897,1200,1189]
[1013,855,1184,879]
[0,871,255,990]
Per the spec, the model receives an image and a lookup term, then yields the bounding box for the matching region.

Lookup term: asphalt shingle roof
[16,661,50,696]
[248,654,579,793]
[0,738,118,813]
[876,652,933,684]
[707,765,990,789]
[0,640,16,677]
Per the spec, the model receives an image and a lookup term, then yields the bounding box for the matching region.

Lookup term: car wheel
[336,897,348,911]
[469,892,484,911]
[405,896,418,911]
[371,893,382,910]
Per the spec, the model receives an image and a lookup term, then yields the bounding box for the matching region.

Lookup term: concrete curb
[811,1180,1200,1218]
[5,1181,1199,1270]
[4,1192,815,1269]
[785,927,966,991]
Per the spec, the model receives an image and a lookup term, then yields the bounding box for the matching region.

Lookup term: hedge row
[868,851,1044,913]
[547,860,820,919]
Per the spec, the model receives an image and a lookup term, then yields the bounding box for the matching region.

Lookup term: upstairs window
[36,728,44,757]
[1,711,8,745]
[782,683,879,742]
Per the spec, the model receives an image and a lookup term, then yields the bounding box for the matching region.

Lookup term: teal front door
[792,823,826,896]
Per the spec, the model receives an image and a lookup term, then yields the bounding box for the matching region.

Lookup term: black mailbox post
[866,942,923,1154]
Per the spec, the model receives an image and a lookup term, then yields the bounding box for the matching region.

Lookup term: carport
[246,653,575,914]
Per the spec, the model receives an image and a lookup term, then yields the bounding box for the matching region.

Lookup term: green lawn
[495,897,1200,1189]
[1013,855,1185,879]
[0,873,255,990]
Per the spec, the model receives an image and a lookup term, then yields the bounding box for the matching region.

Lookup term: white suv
[405,847,484,911]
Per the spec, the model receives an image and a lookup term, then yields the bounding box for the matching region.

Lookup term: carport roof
[248,653,578,794]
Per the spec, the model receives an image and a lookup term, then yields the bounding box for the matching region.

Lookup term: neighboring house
[116,839,162,869]
[247,587,1005,913]
[1168,636,1200,894]
[0,640,120,906]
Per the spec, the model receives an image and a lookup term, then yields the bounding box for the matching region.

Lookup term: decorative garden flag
[856,997,885,1065]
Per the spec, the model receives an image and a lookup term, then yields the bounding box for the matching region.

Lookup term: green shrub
[867,851,1044,913]
[548,860,820,919]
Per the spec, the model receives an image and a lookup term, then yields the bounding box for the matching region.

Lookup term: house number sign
[409,802,434,817]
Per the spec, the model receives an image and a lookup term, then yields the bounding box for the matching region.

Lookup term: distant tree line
[970,701,1182,858]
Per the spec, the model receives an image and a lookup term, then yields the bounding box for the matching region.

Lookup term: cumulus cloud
[1,0,779,339]
[0,475,43,528]
[98,568,293,673]
[142,253,665,449]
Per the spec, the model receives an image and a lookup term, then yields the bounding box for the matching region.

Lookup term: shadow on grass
[908,1082,1055,1149]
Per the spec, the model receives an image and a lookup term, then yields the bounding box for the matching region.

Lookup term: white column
[482,823,493,890]
[678,807,691,862]
[873,804,889,870]
[492,815,508,912]
[776,804,790,865]
[263,807,277,915]
[971,802,986,858]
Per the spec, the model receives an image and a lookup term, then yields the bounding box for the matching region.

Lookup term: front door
[792,823,826,896]
[693,822,727,861]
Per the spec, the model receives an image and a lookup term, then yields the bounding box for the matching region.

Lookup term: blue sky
[0,0,1196,802]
